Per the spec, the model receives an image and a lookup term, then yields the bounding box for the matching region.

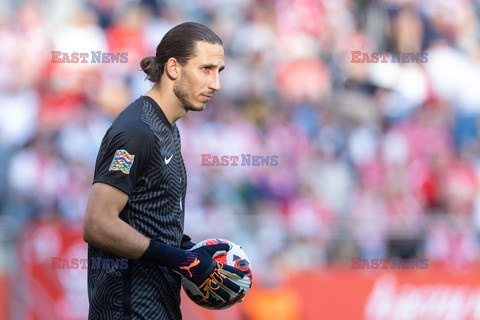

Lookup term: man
[83,22,244,320]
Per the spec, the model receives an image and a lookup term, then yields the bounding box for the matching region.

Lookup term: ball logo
[233,255,253,285]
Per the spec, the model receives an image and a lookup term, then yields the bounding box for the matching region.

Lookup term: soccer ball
[181,238,253,310]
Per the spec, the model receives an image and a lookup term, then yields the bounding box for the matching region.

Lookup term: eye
[202,67,210,71]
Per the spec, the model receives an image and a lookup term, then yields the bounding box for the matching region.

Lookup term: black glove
[180,234,196,250]
[140,238,244,303]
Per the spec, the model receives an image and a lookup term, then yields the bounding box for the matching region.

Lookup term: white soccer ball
[181,238,253,310]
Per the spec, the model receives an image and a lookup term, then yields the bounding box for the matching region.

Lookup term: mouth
[200,94,213,101]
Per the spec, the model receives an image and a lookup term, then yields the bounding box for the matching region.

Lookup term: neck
[144,84,187,125]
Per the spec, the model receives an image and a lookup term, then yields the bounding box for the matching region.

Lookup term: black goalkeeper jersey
[88,95,187,320]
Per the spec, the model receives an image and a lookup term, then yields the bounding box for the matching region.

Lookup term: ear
[165,57,180,80]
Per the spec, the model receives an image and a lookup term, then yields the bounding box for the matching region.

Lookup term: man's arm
[83,182,244,303]
[83,182,149,259]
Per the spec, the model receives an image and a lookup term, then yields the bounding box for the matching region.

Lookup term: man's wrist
[139,238,189,270]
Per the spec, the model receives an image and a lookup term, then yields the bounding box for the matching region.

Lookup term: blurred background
[2,0,480,319]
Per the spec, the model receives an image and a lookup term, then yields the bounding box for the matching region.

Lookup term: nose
[208,72,221,92]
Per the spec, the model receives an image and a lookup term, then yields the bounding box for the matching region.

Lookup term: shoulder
[109,102,155,144]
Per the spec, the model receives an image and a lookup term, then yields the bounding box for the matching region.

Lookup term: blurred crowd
[2,0,480,283]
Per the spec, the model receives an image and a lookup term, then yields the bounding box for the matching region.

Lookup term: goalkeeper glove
[139,238,244,303]
[180,234,196,250]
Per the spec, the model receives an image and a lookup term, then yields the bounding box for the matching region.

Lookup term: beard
[173,74,205,112]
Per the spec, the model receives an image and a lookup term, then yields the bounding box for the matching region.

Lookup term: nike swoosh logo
[165,155,173,164]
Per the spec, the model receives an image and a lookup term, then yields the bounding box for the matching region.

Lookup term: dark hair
[140,22,223,83]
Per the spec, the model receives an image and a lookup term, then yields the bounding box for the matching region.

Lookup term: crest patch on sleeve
[109,149,135,174]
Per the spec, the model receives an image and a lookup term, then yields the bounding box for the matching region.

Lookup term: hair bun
[140,56,156,76]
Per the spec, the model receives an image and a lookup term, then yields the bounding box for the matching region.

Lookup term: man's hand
[139,240,244,303]
[180,234,196,250]
[177,243,245,302]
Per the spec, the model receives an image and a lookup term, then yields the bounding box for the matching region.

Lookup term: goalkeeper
[83,22,243,320]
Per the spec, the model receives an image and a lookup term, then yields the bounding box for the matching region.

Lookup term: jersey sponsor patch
[109,149,135,174]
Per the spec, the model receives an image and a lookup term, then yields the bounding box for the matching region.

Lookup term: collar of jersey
[141,95,175,131]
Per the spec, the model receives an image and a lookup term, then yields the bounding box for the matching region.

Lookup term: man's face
[173,41,225,112]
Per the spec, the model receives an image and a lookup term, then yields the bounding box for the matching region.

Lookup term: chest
[147,129,187,195]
